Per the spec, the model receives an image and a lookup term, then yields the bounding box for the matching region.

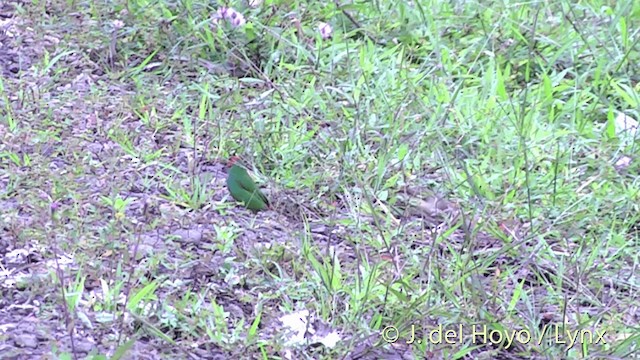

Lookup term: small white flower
[317,21,332,39]
[112,20,125,30]
[213,7,246,28]
[614,155,633,171]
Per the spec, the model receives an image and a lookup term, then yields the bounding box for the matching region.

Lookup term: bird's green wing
[227,165,269,210]
[231,166,269,205]
[228,182,268,210]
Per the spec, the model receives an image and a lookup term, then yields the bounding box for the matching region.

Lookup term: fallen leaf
[615,112,639,137]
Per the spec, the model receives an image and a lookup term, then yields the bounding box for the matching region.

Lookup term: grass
[0,0,639,359]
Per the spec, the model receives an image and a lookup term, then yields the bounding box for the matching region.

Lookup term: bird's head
[226,156,241,169]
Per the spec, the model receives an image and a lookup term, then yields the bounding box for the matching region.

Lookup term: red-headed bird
[225,156,270,211]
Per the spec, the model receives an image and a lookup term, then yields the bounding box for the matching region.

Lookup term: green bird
[225,156,270,211]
